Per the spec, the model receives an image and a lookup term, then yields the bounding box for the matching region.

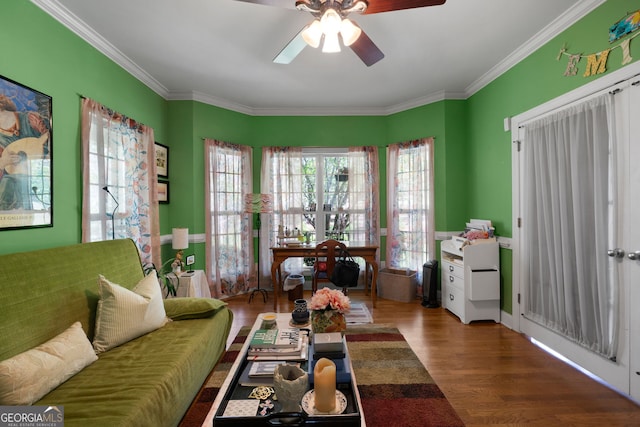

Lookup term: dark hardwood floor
[222,289,640,426]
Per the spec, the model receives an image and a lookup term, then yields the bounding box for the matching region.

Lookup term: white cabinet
[441,239,500,324]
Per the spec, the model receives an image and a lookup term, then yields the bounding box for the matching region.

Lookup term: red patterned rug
[180,324,464,427]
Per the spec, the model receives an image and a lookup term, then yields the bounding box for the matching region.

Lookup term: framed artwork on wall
[155,142,169,179]
[0,75,53,231]
[157,181,169,204]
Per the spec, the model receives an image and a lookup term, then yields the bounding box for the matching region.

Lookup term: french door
[626,80,640,399]
[512,63,640,401]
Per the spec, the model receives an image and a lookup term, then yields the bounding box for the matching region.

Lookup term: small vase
[273,365,309,413]
[310,310,347,334]
[292,299,310,324]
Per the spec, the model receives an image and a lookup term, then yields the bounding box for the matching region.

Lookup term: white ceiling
[33,0,602,115]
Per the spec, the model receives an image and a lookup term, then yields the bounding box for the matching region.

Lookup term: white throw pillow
[0,321,98,405]
[92,272,169,354]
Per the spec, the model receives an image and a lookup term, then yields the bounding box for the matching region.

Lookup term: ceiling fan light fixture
[322,32,341,53]
[320,8,342,35]
[302,19,322,48]
[340,18,361,46]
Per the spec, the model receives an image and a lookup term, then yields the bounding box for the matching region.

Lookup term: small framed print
[155,142,169,178]
[186,254,195,267]
[157,181,169,204]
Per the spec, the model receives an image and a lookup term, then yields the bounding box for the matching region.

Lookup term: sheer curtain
[523,93,618,359]
[347,146,380,248]
[204,139,252,298]
[81,98,160,268]
[386,138,435,289]
[261,146,303,283]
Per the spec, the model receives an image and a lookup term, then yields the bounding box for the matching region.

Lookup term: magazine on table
[249,328,300,349]
[247,334,309,361]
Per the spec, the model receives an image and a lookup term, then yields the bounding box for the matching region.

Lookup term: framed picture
[186,254,196,270]
[155,142,169,178]
[157,181,169,204]
[0,75,53,231]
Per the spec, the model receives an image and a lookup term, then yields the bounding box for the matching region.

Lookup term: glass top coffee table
[204,312,365,426]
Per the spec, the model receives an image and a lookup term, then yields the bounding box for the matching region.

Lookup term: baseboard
[500,310,514,330]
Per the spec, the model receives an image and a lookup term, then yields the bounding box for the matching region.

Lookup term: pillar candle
[313,357,336,412]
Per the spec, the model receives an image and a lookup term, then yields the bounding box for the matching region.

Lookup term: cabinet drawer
[443,269,464,290]
[468,269,500,301]
[444,283,464,317]
[442,261,464,279]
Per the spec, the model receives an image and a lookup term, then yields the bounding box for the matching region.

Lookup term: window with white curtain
[279,150,367,243]
[81,98,159,268]
[386,138,435,282]
[261,147,380,272]
[204,139,252,298]
[522,93,618,359]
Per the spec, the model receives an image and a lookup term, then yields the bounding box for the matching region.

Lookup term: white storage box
[377,268,418,303]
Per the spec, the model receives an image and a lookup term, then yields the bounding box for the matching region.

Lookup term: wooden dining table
[270,244,379,310]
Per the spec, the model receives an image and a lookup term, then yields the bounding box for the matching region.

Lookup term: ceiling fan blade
[349,30,384,66]
[232,0,296,10]
[364,0,446,14]
[273,29,307,64]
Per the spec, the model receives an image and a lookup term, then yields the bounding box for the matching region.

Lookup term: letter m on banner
[583,49,611,77]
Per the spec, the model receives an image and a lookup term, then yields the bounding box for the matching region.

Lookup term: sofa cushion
[93,273,169,353]
[0,321,98,405]
[163,297,228,320]
[36,309,234,427]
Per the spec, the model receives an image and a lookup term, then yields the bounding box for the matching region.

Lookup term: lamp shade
[302,20,322,48]
[244,194,274,214]
[340,18,361,46]
[172,227,189,250]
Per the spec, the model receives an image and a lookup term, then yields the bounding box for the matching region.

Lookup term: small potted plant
[144,258,179,297]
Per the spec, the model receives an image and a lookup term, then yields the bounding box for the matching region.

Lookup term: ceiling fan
[235,0,446,66]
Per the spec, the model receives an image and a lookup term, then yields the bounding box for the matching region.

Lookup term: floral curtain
[386,138,435,290]
[347,146,380,249]
[81,98,160,268]
[204,139,252,298]
[260,146,303,284]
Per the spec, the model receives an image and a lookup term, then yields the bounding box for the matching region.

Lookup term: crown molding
[465,0,605,96]
[31,0,169,98]
[166,91,256,116]
[32,0,605,116]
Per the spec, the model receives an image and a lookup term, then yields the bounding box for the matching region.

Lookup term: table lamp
[172,227,189,273]
[244,193,273,303]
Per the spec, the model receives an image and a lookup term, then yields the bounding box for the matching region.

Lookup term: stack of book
[247,328,308,361]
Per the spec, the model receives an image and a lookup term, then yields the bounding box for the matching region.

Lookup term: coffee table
[204,313,365,426]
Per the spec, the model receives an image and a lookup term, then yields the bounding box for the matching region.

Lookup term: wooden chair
[312,239,348,295]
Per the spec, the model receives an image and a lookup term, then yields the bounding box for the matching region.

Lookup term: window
[262,146,379,270]
[387,138,435,278]
[81,99,159,267]
[204,139,252,298]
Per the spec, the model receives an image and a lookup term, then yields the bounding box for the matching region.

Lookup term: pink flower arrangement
[308,288,351,313]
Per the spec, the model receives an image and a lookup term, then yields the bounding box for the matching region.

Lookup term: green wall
[1,1,166,255]
[466,0,640,313]
[2,0,637,315]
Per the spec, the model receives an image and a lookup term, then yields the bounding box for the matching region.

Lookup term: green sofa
[0,239,233,426]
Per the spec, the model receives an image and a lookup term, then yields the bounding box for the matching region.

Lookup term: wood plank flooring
[222,290,640,426]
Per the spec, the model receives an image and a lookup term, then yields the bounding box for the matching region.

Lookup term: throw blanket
[180,324,464,426]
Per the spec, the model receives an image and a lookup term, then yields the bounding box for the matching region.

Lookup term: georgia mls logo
[0,405,64,427]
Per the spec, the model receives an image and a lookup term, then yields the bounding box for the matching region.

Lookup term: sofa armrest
[163,298,228,320]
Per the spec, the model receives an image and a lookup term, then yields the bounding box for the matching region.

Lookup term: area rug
[345,302,373,325]
[179,324,464,427]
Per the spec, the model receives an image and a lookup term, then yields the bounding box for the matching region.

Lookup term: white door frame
[510,61,640,396]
